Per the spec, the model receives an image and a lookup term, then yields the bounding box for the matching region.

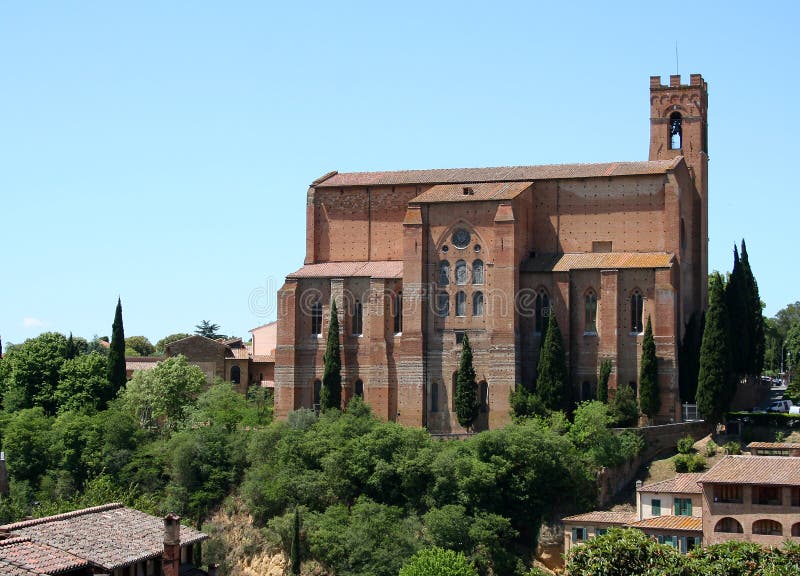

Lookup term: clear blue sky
[2,1,798,347]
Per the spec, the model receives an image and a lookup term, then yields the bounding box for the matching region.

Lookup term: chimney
[163,514,181,576]
[0,453,9,498]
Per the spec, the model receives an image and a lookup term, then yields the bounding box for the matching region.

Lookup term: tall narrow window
[535,288,550,333]
[631,290,643,333]
[455,260,467,285]
[472,260,484,285]
[436,292,450,317]
[669,112,682,150]
[393,291,403,334]
[354,379,364,398]
[313,379,322,409]
[311,301,323,336]
[585,290,597,333]
[473,291,484,316]
[352,299,363,335]
[438,261,450,285]
[431,381,439,412]
[230,365,241,384]
[456,291,466,317]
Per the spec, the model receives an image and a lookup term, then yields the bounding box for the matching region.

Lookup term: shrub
[704,440,718,457]
[399,547,478,576]
[723,441,741,455]
[687,453,707,472]
[676,434,695,454]
[673,453,691,472]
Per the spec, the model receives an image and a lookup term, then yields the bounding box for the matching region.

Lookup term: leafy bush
[676,434,695,454]
[704,440,718,457]
[400,547,478,576]
[727,411,800,427]
[673,453,691,472]
[609,385,639,427]
[723,441,741,455]
[565,528,683,575]
[687,453,707,472]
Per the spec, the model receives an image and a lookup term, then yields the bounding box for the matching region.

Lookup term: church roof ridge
[313,158,681,188]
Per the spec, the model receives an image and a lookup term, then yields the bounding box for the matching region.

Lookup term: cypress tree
[65,332,78,360]
[320,299,342,411]
[454,333,479,431]
[598,358,612,403]
[638,316,660,421]
[290,508,301,575]
[106,297,127,404]
[726,245,749,376]
[679,311,704,403]
[536,312,568,412]
[740,240,765,376]
[696,273,734,425]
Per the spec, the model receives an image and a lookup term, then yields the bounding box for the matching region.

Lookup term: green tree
[121,355,205,432]
[125,336,155,357]
[399,547,478,576]
[0,331,68,413]
[194,320,222,339]
[726,244,750,378]
[291,508,302,575]
[190,380,247,431]
[740,240,765,377]
[679,311,704,402]
[638,316,660,422]
[509,386,547,420]
[535,312,568,412]
[155,333,191,354]
[454,334,479,431]
[609,384,638,427]
[55,352,111,414]
[2,407,54,486]
[106,298,127,405]
[696,272,734,425]
[597,359,612,403]
[565,528,683,576]
[320,300,342,412]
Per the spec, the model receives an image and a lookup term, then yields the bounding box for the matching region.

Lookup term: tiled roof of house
[699,455,800,486]
[522,252,674,272]
[125,357,161,371]
[227,347,251,360]
[410,181,533,204]
[250,355,275,363]
[628,516,702,532]
[288,260,403,279]
[0,558,43,576]
[747,442,800,450]
[637,473,704,495]
[562,511,637,525]
[313,159,681,188]
[0,503,207,571]
[0,537,89,575]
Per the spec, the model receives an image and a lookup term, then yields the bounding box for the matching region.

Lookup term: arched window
[714,517,743,533]
[436,292,450,317]
[456,291,467,317]
[473,291,484,316]
[479,380,488,413]
[585,289,597,333]
[354,379,364,398]
[352,299,363,335]
[535,288,550,333]
[472,260,484,285]
[792,522,800,537]
[752,519,783,536]
[431,381,439,413]
[311,300,323,336]
[631,290,644,333]
[439,261,450,285]
[455,260,467,285]
[669,111,682,150]
[393,291,403,334]
[230,365,241,384]
[313,379,322,409]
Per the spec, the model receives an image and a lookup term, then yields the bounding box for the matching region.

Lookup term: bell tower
[649,73,709,306]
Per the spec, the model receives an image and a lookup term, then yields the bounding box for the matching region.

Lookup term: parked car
[789,405,800,415]
[767,400,794,413]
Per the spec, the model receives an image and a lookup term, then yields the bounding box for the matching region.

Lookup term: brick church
[275,74,708,432]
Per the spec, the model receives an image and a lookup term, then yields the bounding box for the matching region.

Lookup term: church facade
[275,74,709,432]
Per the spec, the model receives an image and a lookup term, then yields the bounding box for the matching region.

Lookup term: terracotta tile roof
[562,511,637,525]
[0,536,89,575]
[0,558,43,576]
[250,355,275,363]
[522,252,674,272]
[637,473,704,495]
[628,516,702,532]
[699,455,800,486]
[227,348,250,360]
[313,159,681,188]
[0,503,207,571]
[125,357,161,371]
[410,181,533,204]
[747,442,800,450]
[288,260,403,279]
